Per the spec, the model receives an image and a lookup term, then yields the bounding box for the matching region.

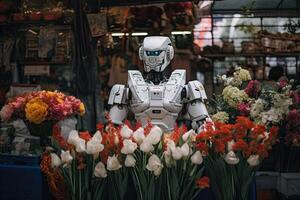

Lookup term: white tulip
[67,130,80,145]
[133,127,145,145]
[74,137,86,153]
[140,140,154,153]
[182,129,195,142]
[94,161,107,178]
[191,151,203,165]
[121,139,138,154]
[227,140,235,151]
[107,155,122,171]
[50,153,61,168]
[86,139,104,155]
[92,130,103,142]
[146,154,163,176]
[224,151,239,165]
[146,126,163,145]
[60,150,73,164]
[171,146,183,160]
[247,155,260,167]
[120,125,133,139]
[180,143,190,157]
[125,155,136,167]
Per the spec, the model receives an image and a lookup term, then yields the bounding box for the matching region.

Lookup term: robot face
[143,50,167,72]
[140,36,174,73]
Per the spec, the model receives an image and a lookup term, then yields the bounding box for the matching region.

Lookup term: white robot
[108,36,210,132]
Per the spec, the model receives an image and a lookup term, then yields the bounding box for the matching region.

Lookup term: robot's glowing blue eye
[146,51,162,56]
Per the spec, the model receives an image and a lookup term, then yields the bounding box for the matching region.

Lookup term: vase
[26,120,57,147]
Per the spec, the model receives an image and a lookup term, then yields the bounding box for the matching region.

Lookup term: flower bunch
[0,91,85,124]
[212,67,295,128]
[195,116,279,200]
[43,122,206,200]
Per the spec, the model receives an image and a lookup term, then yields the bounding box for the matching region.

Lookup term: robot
[108,36,210,132]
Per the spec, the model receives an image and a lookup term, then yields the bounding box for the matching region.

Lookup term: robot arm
[185,81,211,133]
[108,84,129,125]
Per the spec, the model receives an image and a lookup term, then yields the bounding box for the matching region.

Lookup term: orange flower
[214,139,225,153]
[196,176,210,189]
[236,116,254,130]
[233,139,248,151]
[79,131,92,142]
[196,142,209,155]
[251,125,265,139]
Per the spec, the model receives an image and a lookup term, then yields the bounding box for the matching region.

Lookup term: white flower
[212,112,229,123]
[94,161,107,178]
[107,155,122,171]
[146,154,163,176]
[250,99,265,118]
[121,139,138,154]
[224,151,239,165]
[191,151,203,165]
[227,140,235,151]
[182,130,195,142]
[86,139,104,155]
[74,137,86,153]
[120,125,133,139]
[133,127,145,145]
[180,143,190,157]
[140,140,154,153]
[60,150,73,164]
[125,155,136,167]
[146,126,163,145]
[92,130,103,142]
[67,130,80,145]
[247,155,260,167]
[171,146,183,160]
[50,153,61,168]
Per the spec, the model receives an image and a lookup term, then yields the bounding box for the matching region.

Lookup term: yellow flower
[222,86,249,107]
[212,112,229,123]
[233,68,252,82]
[25,98,49,124]
[79,103,85,116]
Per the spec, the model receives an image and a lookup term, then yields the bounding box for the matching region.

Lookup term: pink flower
[237,103,250,116]
[244,80,260,98]
[11,97,26,110]
[278,80,287,89]
[291,91,300,105]
[0,104,14,121]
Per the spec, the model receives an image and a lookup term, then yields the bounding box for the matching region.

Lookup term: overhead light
[131,32,148,36]
[111,32,148,37]
[171,31,192,35]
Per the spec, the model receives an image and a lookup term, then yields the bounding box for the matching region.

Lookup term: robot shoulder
[186,80,207,101]
[108,84,128,105]
[168,69,186,85]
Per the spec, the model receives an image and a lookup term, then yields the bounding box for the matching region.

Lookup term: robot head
[139,36,174,72]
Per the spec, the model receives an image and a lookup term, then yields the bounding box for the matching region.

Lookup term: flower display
[196,117,279,200]
[42,121,207,200]
[0,90,85,124]
[212,111,229,123]
[222,85,249,108]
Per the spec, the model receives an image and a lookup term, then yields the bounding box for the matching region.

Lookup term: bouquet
[211,67,293,128]
[196,116,279,200]
[41,121,208,200]
[0,91,85,146]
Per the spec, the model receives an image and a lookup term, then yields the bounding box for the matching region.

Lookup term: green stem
[133,168,143,200]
